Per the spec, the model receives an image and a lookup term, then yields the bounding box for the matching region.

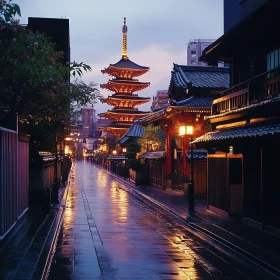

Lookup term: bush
[127,158,149,172]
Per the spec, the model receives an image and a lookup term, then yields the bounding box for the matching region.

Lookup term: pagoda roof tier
[101,58,149,78]
[102,126,129,137]
[100,79,150,94]
[99,110,150,122]
[101,121,134,136]
[107,122,132,128]
[102,95,150,107]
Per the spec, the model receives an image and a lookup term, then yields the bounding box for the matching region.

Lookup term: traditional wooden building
[99,18,151,137]
[193,0,280,232]
[139,65,229,194]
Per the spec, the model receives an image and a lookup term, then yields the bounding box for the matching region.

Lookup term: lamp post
[112,149,117,173]
[122,147,127,180]
[179,125,194,211]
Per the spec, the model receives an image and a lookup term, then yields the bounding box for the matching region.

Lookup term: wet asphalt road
[47,161,214,280]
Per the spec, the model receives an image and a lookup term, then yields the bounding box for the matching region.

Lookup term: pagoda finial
[122,17,128,60]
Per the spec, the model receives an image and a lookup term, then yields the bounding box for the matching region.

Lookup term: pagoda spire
[122,17,128,60]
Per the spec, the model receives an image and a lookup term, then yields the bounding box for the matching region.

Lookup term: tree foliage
[0,0,101,123]
[0,0,20,24]
[0,0,103,152]
[137,124,165,153]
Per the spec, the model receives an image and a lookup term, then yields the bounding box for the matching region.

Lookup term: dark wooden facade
[139,65,229,194]
[150,160,166,189]
[195,0,280,232]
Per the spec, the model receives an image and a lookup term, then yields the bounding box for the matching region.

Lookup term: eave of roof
[139,151,166,159]
[105,95,150,101]
[118,136,130,144]
[99,109,150,116]
[100,80,150,86]
[193,123,280,144]
[117,121,144,144]
[139,95,212,124]
[138,108,166,124]
[171,96,213,108]
[185,150,207,159]
[102,58,149,71]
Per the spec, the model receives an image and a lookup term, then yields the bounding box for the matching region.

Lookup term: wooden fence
[0,128,30,240]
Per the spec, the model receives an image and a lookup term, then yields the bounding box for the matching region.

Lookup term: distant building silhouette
[187,39,224,67]
[81,108,97,142]
[27,17,70,67]
[151,90,169,111]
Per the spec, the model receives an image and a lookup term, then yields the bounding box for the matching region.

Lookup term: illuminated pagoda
[99,17,151,137]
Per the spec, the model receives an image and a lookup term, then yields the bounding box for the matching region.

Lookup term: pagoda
[99,17,151,137]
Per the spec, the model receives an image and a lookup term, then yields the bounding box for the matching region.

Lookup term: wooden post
[182,135,190,196]
[165,131,172,189]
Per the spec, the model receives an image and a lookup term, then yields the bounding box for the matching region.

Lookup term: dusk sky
[14,0,224,115]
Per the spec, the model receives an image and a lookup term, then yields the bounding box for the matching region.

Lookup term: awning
[185,150,207,159]
[109,155,126,160]
[192,123,280,144]
[139,151,166,159]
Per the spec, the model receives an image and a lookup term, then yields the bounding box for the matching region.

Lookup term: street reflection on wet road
[48,161,212,279]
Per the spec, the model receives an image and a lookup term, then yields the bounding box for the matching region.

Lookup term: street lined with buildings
[0,161,279,279]
[47,161,278,280]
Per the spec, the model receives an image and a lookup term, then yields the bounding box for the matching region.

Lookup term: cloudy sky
[14,0,224,115]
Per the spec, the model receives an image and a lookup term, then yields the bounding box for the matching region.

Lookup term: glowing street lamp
[122,147,127,180]
[112,150,117,173]
[179,125,193,136]
[179,125,195,211]
[64,145,69,155]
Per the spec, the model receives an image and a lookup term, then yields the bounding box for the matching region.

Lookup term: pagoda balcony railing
[212,66,280,115]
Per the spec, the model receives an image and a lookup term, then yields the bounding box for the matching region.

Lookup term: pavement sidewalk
[0,183,69,280]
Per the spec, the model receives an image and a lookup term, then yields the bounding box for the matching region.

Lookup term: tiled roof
[118,136,129,145]
[139,96,212,125]
[171,64,229,89]
[193,123,280,144]
[108,58,149,70]
[126,122,144,137]
[118,121,144,144]
[138,108,166,124]
[185,150,207,159]
[172,96,213,108]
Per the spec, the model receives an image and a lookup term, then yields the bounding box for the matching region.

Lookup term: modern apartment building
[187,39,224,67]
[81,108,97,142]
[151,90,169,111]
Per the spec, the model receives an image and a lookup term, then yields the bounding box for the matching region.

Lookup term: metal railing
[212,66,280,115]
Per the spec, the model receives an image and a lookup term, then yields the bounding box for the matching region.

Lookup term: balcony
[212,66,280,115]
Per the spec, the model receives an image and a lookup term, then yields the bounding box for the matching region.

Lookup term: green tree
[0,0,104,152]
[0,0,20,24]
[0,1,101,122]
[137,124,165,153]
